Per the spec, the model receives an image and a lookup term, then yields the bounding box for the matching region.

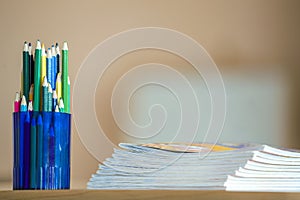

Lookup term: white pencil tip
[63,41,68,50]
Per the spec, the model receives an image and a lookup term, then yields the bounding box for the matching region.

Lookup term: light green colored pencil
[67,76,70,113]
[62,42,69,113]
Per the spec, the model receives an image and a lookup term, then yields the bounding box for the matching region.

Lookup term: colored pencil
[53,90,57,112]
[28,43,35,86]
[56,73,62,102]
[20,71,23,97]
[42,76,48,112]
[55,105,59,112]
[56,43,60,74]
[23,42,29,101]
[54,108,61,188]
[20,95,27,112]
[48,83,53,112]
[13,112,19,189]
[51,45,57,89]
[14,92,20,112]
[46,48,52,90]
[41,44,47,89]
[19,109,26,188]
[29,84,34,102]
[33,40,41,111]
[59,98,64,112]
[67,76,70,113]
[28,100,33,112]
[42,112,51,189]
[36,115,43,189]
[30,117,37,189]
[62,42,68,113]
[48,126,55,189]
[24,111,31,189]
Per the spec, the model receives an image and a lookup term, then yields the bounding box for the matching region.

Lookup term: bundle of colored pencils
[13,40,71,190]
[14,40,70,113]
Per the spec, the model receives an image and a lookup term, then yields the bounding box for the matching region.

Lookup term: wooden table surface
[1,190,300,200]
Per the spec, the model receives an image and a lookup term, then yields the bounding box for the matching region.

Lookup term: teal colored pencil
[48,83,53,112]
[23,42,29,101]
[36,115,43,189]
[42,76,48,111]
[30,117,37,189]
[33,40,42,111]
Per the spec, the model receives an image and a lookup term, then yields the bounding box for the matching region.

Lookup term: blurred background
[0,0,299,189]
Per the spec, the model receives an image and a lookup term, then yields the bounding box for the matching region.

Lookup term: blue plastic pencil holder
[13,111,71,190]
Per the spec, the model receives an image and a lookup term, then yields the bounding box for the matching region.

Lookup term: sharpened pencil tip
[28,100,33,111]
[53,90,57,99]
[15,92,20,101]
[36,40,41,49]
[63,41,68,50]
[59,98,64,109]
[48,83,53,93]
[42,76,48,87]
[51,45,56,55]
[55,105,59,112]
[47,48,52,58]
[21,95,27,105]
[23,42,29,51]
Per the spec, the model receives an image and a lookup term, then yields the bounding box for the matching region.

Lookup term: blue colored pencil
[30,117,37,189]
[51,45,57,90]
[13,112,20,189]
[42,112,51,189]
[19,111,25,188]
[54,109,61,188]
[20,95,27,112]
[48,126,55,189]
[23,112,31,189]
[56,43,60,74]
[46,49,53,90]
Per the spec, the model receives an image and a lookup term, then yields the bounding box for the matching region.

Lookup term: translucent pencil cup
[13,111,71,190]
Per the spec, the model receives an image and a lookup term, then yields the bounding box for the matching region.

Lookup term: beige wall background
[0,0,300,189]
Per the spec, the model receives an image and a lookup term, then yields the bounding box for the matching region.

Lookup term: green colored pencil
[62,42,69,113]
[23,42,29,101]
[33,40,42,111]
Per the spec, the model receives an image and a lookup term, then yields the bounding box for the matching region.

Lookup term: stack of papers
[87,143,300,192]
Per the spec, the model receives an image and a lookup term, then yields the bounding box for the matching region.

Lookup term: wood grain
[1,190,300,200]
